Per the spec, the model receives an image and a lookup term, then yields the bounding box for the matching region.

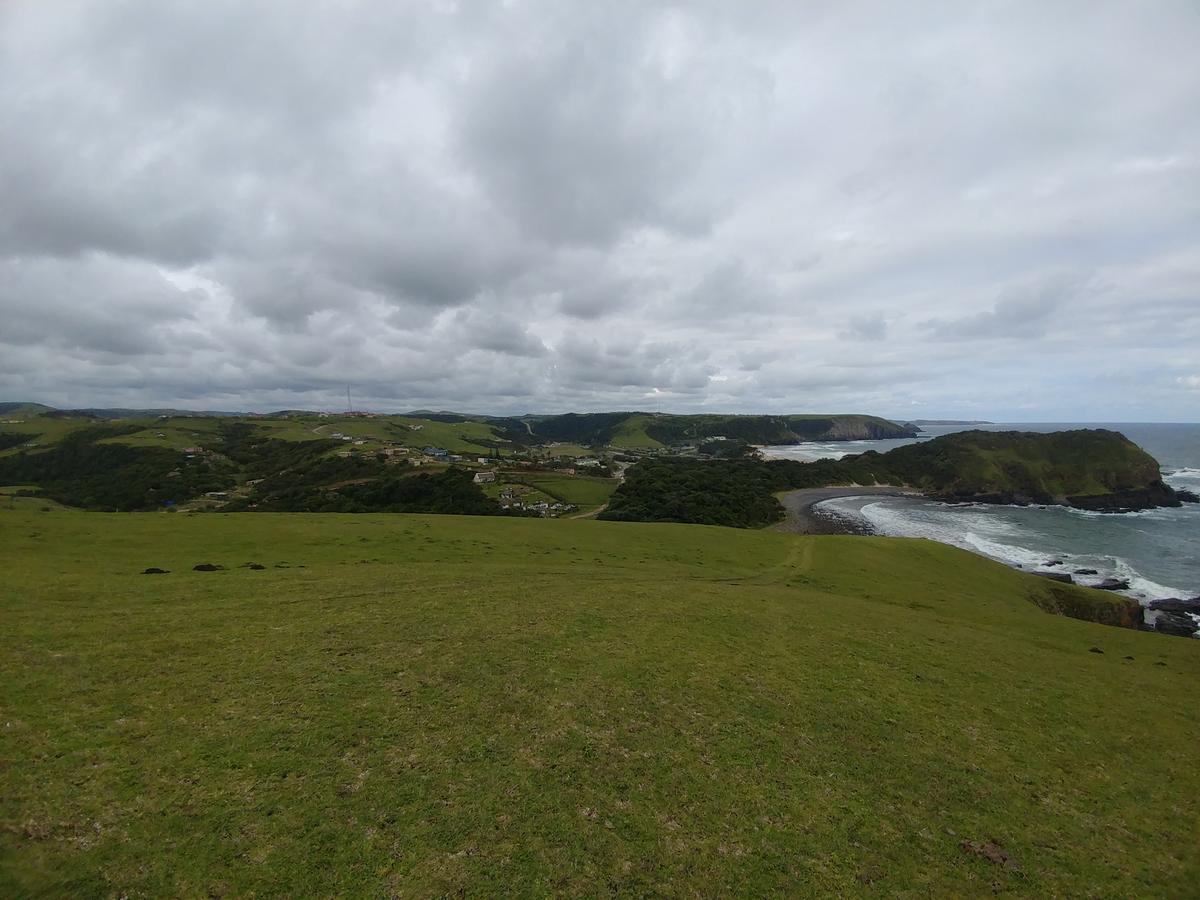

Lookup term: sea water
[761,424,1200,611]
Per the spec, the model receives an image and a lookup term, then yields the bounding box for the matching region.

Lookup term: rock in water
[1154,612,1199,637]
[1148,597,1200,614]
[1073,568,1099,575]
[1092,578,1131,591]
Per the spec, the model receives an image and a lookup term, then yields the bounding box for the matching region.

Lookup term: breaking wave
[817,495,1195,603]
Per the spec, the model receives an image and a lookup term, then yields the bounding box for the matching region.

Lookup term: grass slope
[608,414,665,449]
[0,416,95,457]
[1,506,1198,896]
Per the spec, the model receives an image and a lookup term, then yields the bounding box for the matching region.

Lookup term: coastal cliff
[853,429,1182,511]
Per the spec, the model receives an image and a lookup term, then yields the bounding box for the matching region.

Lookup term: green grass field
[96,416,227,451]
[504,473,619,512]
[608,414,665,449]
[0,416,93,456]
[1,503,1198,896]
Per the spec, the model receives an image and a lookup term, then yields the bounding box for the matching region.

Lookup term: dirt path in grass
[568,503,608,519]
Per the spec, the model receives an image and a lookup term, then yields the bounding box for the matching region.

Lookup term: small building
[473,471,496,484]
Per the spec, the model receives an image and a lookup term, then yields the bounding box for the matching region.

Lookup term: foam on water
[1165,467,1200,488]
[817,495,1193,603]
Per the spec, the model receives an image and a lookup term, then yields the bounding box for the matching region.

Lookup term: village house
[472,471,496,484]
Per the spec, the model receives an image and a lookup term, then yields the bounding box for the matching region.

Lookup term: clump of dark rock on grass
[141,567,170,575]
[1034,571,1073,584]
[193,563,225,572]
[960,838,1020,872]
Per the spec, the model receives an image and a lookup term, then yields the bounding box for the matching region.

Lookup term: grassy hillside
[0,402,54,417]
[0,414,96,456]
[1,503,1197,896]
[870,429,1167,503]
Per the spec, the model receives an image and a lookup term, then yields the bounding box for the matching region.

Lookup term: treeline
[0,432,34,452]
[228,459,517,516]
[0,425,233,511]
[600,457,855,527]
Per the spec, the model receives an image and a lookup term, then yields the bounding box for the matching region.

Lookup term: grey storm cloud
[1,0,1199,420]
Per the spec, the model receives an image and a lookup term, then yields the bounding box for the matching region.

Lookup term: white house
[472,471,497,484]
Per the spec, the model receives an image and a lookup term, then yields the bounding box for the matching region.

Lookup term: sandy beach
[772,486,919,535]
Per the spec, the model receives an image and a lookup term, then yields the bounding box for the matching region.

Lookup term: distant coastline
[908,419,994,426]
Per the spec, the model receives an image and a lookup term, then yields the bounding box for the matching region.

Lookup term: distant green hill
[0,402,54,417]
[514,411,918,447]
[0,405,918,457]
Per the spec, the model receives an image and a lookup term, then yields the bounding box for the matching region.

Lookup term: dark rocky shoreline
[931,479,1192,513]
[772,486,915,535]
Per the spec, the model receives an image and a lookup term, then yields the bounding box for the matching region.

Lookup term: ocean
[761,423,1200,614]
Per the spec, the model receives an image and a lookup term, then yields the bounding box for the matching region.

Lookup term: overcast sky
[2,1,1198,420]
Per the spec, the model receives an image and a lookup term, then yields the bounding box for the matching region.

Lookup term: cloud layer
[2,0,1198,420]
